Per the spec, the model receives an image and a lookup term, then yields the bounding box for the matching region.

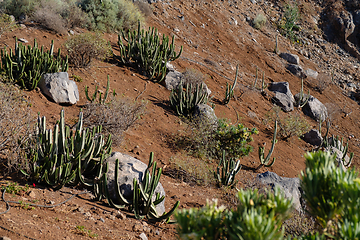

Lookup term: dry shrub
[82,97,146,146]
[64,33,113,68]
[253,14,267,30]
[32,0,67,33]
[265,106,310,140]
[0,78,34,172]
[182,68,207,86]
[0,13,16,38]
[164,153,215,186]
[134,0,153,18]
[312,74,331,94]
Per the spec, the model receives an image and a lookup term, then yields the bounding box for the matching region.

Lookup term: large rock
[301,129,322,146]
[105,152,166,215]
[256,171,303,212]
[279,52,300,65]
[286,64,306,78]
[39,72,79,105]
[268,82,294,101]
[272,92,294,112]
[295,94,328,122]
[193,104,218,128]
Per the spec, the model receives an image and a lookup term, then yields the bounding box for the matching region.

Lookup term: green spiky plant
[170,81,209,118]
[21,109,112,189]
[0,38,68,90]
[215,150,241,189]
[118,21,183,82]
[223,64,238,105]
[257,120,277,170]
[296,78,310,108]
[100,152,180,222]
[85,75,115,104]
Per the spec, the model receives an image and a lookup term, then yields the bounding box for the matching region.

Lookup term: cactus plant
[223,64,238,105]
[296,78,310,108]
[85,75,114,104]
[0,38,68,90]
[118,21,183,82]
[102,152,180,222]
[257,120,277,170]
[215,150,241,189]
[21,109,112,189]
[170,81,209,117]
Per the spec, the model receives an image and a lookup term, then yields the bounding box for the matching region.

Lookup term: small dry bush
[311,74,331,94]
[64,33,113,68]
[133,0,153,18]
[253,14,267,30]
[0,13,16,38]
[82,97,146,146]
[182,68,207,86]
[165,153,215,186]
[265,106,310,140]
[0,78,34,172]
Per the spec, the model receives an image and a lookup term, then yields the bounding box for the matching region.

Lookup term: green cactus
[85,75,114,104]
[102,152,180,222]
[118,21,183,82]
[215,150,241,189]
[297,78,310,108]
[223,64,238,105]
[257,120,277,170]
[253,67,258,89]
[170,81,209,117]
[21,109,112,189]
[0,38,68,90]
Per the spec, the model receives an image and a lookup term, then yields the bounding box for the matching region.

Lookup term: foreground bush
[175,187,292,240]
[64,33,113,68]
[0,79,34,171]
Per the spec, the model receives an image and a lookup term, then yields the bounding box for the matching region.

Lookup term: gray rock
[164,70,183,91]
[18,38,28,43]
[302,129,322,146]
[256,171,303,212]
[38,72,79,105]
[139,233,148,240]
[105,152,165,215]
[280,52,300,65]
[286,64,306,78]
[324,147,348,171]
[193,104,218,128]
[305,69,318,79]
[295,94,327,122]
[268,82,295,102]
[272,92,294,112]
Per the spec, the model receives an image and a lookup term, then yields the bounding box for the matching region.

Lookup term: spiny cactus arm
[102,75,111,104]
[257,120,277,169]
[133,178,144,219]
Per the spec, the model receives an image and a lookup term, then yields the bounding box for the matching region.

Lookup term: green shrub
[0,13,16,38]
[253,14,267,30]
[80,0,144,33]
[177,118,258,160]
[1,0,36,19]
[278,3,300,42]
[64,32,113,67]
[175,187,293,240]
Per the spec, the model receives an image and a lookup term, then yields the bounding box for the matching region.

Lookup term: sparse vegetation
[0,13,16,38]
[278,2,300,42]
[75,225,98,238]
[82,96,146,146]
[253,14,266,30]
[265,106,310,140]
[64,33,112,68]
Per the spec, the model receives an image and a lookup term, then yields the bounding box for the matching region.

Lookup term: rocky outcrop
[268,82,294,112]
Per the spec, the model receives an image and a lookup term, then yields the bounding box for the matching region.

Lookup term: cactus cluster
[118,22,183,82]
[215,150,241,189]
[223,64,238,105]
[257,120,277,170]
[0,39,68,90]
[170,81,209,117]
[296,78,310,108]
[21,110,112,190]
[98,152,180,222]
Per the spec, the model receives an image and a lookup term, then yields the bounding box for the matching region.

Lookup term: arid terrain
[0,0,360,239]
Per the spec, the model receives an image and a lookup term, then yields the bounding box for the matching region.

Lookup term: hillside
[0,0,360,239]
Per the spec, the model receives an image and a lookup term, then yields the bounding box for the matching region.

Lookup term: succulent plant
[118,21,183,82]
[215,150,241,189]
[85,75,115,104]
[223,64,238,105]
[257,120,277,170]
[0,38,68,90]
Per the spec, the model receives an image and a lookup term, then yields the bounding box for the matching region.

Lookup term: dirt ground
[0,0,360,239]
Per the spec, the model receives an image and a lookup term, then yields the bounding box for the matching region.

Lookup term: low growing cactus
[223,64,238,105]
[257,120,277,170]
[215,150,241,189]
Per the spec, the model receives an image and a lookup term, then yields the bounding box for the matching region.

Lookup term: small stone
[139,233,148,240]
[28,190,36,198]
[99,218,105,223]
[155,229,161,235]
[18,38,28,43]
[76,207,85,213]
[133,223,143,232]
[108,215,116,220]
[116,211,126,220]
[0,237,12,240]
